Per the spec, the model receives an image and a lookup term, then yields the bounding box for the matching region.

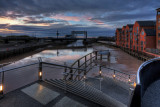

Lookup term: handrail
[137,57,160,84]
[97,65,136,76]
[42,62,85,71]
[0,62,39,73]
[71,51,96,67]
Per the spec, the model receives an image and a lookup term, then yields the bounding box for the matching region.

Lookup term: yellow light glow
[84,76,86,79]
[0,85,3,91]
[99,71,102,74]
[128,79,131,82]
[39,72,42,76]
[134,82,136,88]
[113,75,116,78]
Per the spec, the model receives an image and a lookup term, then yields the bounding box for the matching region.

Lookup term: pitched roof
[127,24,134,28]
[136,21,156,27]
[143,29,156,36]
[117,28,122,31]
[156,8,160,11]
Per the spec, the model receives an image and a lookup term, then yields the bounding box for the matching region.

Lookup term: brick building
[132,21,156,51]
[126,24,134,49]
[156,8,160,49]
[115,8,160,53]
[115,28,122,46]
[139,28,156,52]
[121,26,126,47]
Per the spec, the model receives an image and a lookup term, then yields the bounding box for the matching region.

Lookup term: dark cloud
[0,0,159,37]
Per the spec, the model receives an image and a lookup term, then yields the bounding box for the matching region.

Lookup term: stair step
[45,79,127,107]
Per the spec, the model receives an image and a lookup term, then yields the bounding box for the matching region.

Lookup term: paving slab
[21,83,59,105]
[53,96,87,107]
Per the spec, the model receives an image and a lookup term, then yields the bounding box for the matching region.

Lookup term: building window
[137,27,139,33]
[141,41,143,45]
[158,40,160,44]
[158,26,160,30]
[159,18,160,22]
[158,33,160,37]
[141,31,144,35]
[141,47,143,51]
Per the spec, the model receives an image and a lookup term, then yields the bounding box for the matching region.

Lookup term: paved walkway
[0,81,99,107]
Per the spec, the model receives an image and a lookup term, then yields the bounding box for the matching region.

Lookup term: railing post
[95,51,98,60]
[99,66,102,76]
[85,56,87,68]
[108,51,110,61]
[38,57,42,81]
[113,70,116,79]
[0,71,4,98]
[100,54,102,60]
[90,53,92,64]
[63,62,67,80]
[128,75,131,84]
[78,60,80,80]
[69,69,73,80]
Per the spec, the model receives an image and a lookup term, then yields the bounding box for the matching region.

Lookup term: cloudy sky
[0,0,159,37]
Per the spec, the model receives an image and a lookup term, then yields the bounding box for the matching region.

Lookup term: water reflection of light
[3,48,93,69]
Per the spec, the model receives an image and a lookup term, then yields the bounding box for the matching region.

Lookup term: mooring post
[85,56,87,68]
[38,57,42,81]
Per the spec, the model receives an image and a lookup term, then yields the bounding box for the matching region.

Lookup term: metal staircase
[45,79,127,107]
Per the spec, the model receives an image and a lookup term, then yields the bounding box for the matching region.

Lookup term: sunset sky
[0,0,159,37]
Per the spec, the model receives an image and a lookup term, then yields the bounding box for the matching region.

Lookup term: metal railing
[0,50,137,100]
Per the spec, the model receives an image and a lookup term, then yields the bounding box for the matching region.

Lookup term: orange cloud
[0,28,22,33]
[53,14,82,21]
